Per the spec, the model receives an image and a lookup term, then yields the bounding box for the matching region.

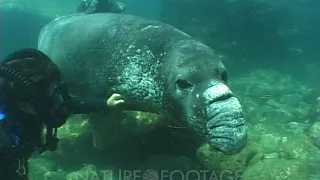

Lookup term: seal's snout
[207,93,233,105]
[203,83,233,104]
[203,84,247,154]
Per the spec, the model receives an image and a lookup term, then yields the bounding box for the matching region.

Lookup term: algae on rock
[280,135,320,162]
[89,110,164,149]
[309,121,320,148]
[242,159,309,180]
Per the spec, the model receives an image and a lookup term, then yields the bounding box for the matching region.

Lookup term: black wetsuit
[0,85,108,180]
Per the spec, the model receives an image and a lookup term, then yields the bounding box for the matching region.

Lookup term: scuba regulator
[0,48,70,155]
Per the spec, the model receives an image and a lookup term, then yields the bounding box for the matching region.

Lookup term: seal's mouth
[205,96,246,154]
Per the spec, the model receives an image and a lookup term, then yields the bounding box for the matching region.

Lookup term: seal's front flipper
[76,0,126,14]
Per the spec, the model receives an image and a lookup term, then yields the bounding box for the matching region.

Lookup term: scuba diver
[0,48,124,180]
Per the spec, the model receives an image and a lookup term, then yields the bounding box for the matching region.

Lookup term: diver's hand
[106,93,124,108]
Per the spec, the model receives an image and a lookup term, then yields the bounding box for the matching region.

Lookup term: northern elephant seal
[37,1,247,154]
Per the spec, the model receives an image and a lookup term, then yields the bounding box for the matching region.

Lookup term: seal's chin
[205,97,247,155]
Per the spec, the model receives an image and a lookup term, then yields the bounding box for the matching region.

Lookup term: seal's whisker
[166,124,187,129]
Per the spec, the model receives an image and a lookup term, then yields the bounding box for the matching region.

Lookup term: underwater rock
[28,157,58,180]
[306,157,320,180]
[260,100,295,124]
[230,70,308,97]
[41,115,95,168]
[242,159,309,180]
[250,122,279,136]
[310,172,320,180]
[279,93,304,107]
[239,98,259,121]
[245,127,284,165]
[258,99,309,124]
[308,97,320,124]
[196,121,285,171]
[57,115,92,139]
[258,133,281,153]
[90,110,164,149]
[229,69,310,125]
[309,121,320,148]
[285,121,310,135]
[28,116,95,179]
[280,134,320,161]
[137,156,199,180]
[120,111,164,133]
[139,155,197,172]
[196,141,254,173]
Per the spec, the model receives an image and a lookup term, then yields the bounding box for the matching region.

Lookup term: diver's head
[0,48,69,152]
[5,52,61,93]
[1,48,67,128]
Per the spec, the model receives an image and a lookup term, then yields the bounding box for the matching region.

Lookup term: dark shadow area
[94,126,201,169]
[45,126,201,171]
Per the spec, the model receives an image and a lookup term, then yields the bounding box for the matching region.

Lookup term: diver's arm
[58,81,124,114]
[67,96,106,114]
[67,93,124,114]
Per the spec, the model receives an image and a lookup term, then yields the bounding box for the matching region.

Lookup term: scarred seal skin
[38,11,246,154]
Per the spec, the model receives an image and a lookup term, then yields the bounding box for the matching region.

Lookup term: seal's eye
[176,79,193,90]
[220,71,228,83]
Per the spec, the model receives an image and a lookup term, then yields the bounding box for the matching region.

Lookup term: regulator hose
[0,63,42,104]
[2,48,52,64]
[1,48,57,106]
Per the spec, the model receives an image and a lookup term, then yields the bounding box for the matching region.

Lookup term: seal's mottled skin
[38,13,246,154]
